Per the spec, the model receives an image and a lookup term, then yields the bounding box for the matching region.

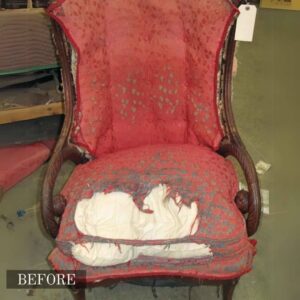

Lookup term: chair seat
[49,144,255,281]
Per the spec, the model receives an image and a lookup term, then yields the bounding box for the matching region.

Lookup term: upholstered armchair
[42,0,261,299]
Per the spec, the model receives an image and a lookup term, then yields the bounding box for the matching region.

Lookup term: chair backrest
[48,0,238,157]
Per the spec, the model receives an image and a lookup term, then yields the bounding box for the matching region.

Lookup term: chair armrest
[41,21,87,238]
[42,146,86,238]
[218,23,261,236]
[219,142,261,236]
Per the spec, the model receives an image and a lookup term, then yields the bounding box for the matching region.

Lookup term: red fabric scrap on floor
[0,143,50,191]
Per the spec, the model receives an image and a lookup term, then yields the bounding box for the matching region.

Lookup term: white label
[261,189,270,215]
[235,4,257,42]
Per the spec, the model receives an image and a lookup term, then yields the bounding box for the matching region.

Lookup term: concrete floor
[1,7,300,300]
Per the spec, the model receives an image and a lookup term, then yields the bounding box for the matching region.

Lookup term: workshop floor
[1,8,300,300]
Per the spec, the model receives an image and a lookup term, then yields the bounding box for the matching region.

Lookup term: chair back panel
[48,0,238,157]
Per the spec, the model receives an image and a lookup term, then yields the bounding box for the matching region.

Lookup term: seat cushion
[49,144,256,280]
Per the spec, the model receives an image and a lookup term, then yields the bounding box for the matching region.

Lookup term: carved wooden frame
[41,7,261,300]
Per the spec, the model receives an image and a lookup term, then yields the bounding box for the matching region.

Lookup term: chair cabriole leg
[222,279,239,300]
[69,287,86,300]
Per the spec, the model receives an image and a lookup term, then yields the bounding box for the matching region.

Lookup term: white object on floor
[255,160,272,175]
[261,189,270,215]
[235,4,257,42]
[72,184,212,267]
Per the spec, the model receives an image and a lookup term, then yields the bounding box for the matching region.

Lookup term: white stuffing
[72,184,212,266]
[75,190,141,239]
[138,243,212,259]
[72,243,137,267]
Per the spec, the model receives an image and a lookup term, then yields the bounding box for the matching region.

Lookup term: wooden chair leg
[222,279,239,300]
[69,287,86,300]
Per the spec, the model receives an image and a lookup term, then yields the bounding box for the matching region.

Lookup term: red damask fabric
[48,0,238,157]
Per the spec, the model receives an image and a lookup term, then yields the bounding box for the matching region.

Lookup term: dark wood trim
[218,25,261,236]
[232,0,260,5]
[68,287,85,300]
[41,21,86,238]
[223,279,239,300]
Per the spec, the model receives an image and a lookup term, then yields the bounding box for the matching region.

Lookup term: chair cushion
[48,0,239,157]
[49,144,256,280]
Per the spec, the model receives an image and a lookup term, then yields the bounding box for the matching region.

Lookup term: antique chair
[42,0,261,299]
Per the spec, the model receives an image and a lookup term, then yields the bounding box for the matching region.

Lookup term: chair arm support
[219,143,261,236]
[41,21,87,239]
[42,146,86,238]
[218,22,261,236]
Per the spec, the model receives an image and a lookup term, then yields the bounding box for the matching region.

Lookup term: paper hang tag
[235,4,257,42]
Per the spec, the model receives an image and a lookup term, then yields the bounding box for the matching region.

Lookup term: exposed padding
[72,242,212,267]
[72,243,136,267]
[74,185,199,240]
[72,185,211,267]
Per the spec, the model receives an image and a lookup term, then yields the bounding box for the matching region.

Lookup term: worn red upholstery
[49,243,254,281]
[48,0,238,157]
[49,144,255,280]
